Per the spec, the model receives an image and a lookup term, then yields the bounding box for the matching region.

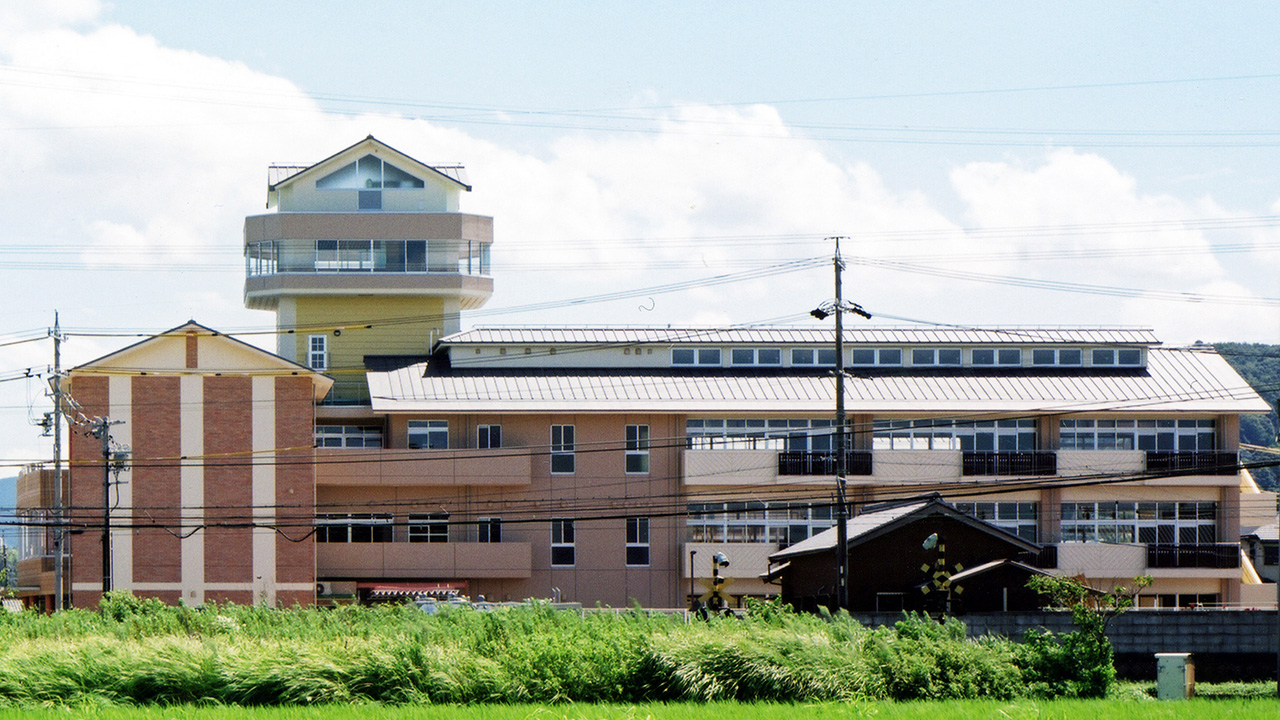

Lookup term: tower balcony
[243,212,493,310]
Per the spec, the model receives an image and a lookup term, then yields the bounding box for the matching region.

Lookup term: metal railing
[777,451,873,476]
[962,451,1057,476]
[1146,543,1240,569]
[1144,451,1239,476]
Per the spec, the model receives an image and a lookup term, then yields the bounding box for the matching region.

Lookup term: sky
[0,1,1278,470]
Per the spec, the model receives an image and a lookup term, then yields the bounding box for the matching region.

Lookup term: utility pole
[50,313,65,611]
[93,417,112,595]
[810,237,870,613]
[833,242,849,613]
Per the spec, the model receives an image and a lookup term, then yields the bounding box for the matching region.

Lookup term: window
[626,517,650,566]
[315,425,383,448]
[790,348,837,366]
[953,502,1039,542]
[850,348,902,366]
[626,425,650,473]
[972,348,1021,366]
[686,501,834,547]
[1092,348,1142,366]
[551,425,575,473]
[1060,418,1215,451]
[478,517,502,543]
[1060,501,1216,545]
[408,420,448,449]
[730,348,782,366]
[685,418,832,451]
[1031,348,1082,366]
[316,154,425,190]
[477,424,502,449]
[911,348,962,366]
[316,513,392,543]
[551,519,575,566]
[308,335,328,371]
[408,513,449,543]
[672,348,721,366]
[872,418,1035,451]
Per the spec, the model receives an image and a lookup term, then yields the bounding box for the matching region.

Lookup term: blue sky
[0,1,1277,467]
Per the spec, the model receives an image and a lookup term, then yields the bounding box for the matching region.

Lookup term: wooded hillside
[1214,343,1279,490]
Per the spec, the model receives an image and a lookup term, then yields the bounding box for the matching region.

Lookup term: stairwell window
[551,425,575,474]
[477,517,502,543]
[625,424,650,474]
[308,335,328,371]
[626,517,650,566]
[551,519,575,566]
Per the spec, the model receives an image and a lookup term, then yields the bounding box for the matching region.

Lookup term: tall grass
[0,593,1111,706]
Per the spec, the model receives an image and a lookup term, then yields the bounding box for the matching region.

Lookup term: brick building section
[275,376,317,607]
[62,322,332,609]
[68,375,108,608]
[131,376,182,586]
[203,376,254,603]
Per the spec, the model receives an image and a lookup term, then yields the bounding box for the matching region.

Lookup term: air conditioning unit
[316,582,334,596]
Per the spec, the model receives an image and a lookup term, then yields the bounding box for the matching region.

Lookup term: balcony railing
[1146,543,1240,569]
[777,451,873,476]
[1145,451,1239,476]
[962,451,1057,476]
[1015,545,1058,569]
[246,239,490,277]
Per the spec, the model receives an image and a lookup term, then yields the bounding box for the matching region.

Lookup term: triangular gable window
[315,154,425,189]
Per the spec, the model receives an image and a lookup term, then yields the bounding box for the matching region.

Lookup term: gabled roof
[769,497,1039,563]
[267,135,472,192]
[933,558,1049,584]
[70,321,332,400]
[367,345,1268,414]
[1243,523,1279,542]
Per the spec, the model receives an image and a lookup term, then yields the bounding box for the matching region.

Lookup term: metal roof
[441,326,1161,346]
[368,346,1268,414]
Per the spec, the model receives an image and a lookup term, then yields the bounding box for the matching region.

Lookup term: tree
[1023,575,1151,698]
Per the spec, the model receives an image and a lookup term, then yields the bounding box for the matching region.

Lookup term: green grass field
[0,697,1277,720]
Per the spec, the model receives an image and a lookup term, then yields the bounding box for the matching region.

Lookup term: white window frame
[408,512,449,543]
[408,420,449,449]
[315,425,383,448]
[910,348,961,366]
[550,519,575,566]
[551,424,575,474]
[972,348,1022,366]
[477,424,502,449]
[850,348,902,366]
[672,348,722,366]
[625,517,650,566]
[1091,348,1143,367]
[1031,348,1083,366]
[790,348,837,366]
[308,334,328,371]
[625,424,650,474]
[730,348,782,366]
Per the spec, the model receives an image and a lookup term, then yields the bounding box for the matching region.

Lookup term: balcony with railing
[246,238,491,278]
[777,451,874,476]
[962,451,1057,476]
[1145,451,1239,476]
[1146,543,1241,569]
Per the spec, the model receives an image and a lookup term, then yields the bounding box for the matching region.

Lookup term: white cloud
[0,9,1275,468]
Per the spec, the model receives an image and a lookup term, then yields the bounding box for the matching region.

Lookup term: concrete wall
[850,609,1280,680]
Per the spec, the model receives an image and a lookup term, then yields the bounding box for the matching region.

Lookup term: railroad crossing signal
[697,576,736,609]
[920,534,964,607]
